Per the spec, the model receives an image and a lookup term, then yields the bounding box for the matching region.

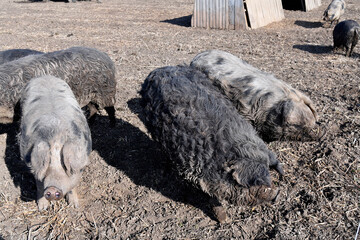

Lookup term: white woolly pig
[18,75,92,210]
[323,0,346,28]
[191,49,318,142]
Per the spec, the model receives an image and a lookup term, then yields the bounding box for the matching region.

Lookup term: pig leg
[83,103,98,125]
[345,46,351,57]
[348,45,355,57]
[349,35,358,57]
[36,180,49,211]
[268,152,284,175]
[209,197,227,224]
[66,188,79,208]
[104,106,116,127]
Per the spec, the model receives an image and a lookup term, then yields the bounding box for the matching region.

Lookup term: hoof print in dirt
[140,65,283,222]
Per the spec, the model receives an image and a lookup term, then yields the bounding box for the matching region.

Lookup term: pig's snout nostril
[45,192,52,200]
[44,186,63,201]
[55,192,62,200]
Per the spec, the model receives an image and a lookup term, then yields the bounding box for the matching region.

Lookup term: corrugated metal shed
[191,0,285,30]
[191,0,247,30]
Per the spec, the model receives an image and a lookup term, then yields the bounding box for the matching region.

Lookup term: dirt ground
[0,0,359,239]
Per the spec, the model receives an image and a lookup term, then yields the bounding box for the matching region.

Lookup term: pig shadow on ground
[0,123,37,202]
[29,0,70,2]
[294,20,323,29]
[161,15,192,27]
[18,0,71,3]
[332,51,360,58]
[293,44,333,54]
[90,99,220,222]
[348,52,360,58]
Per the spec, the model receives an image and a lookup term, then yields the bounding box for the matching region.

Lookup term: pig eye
[46,192,51,198]
[60,150,69,173]
[24,153,31,163]
[24,145,34,164]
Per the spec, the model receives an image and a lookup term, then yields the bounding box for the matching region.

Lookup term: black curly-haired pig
[333,20,359,57]
[140,65,283,223]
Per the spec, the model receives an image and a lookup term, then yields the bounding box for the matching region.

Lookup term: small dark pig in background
[323,0,346,28]
[0,49,43,65]
[333,20,359,57]
[140,65,283,223]
[41,0,102,2]
[18,75,92,211]
[191,49,319,142]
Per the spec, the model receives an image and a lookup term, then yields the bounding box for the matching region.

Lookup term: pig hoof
[274,163,284,175]
[66,191,79,208]
[37,197,49,211]
[213,206,227,223]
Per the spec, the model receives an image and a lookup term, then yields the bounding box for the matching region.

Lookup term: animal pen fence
[191,0,322,30]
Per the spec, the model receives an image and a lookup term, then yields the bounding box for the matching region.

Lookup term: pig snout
[44,186,63,201]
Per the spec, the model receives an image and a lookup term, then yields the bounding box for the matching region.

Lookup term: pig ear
[61,142,90,175]
[225,161,271,188]
[280,100,294,125]
[30,141,51,180]
[289,89,317,121]
[300,94,317,121]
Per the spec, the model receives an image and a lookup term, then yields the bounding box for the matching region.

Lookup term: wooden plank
[205,0,209,28]
[221,0,226,29]
[191,0,195,27]
[220,0,224,29]
[304,0,322,11]
[195,0,200,28]
[222,0,226,29]
[191,0,199,28]
[210,0,214,28]
[245,0,284,29]
[234,0,247,29]
[228,0,235,29]
[217,0,221,29]
[202,0,206,28]
[225,0,229,29]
